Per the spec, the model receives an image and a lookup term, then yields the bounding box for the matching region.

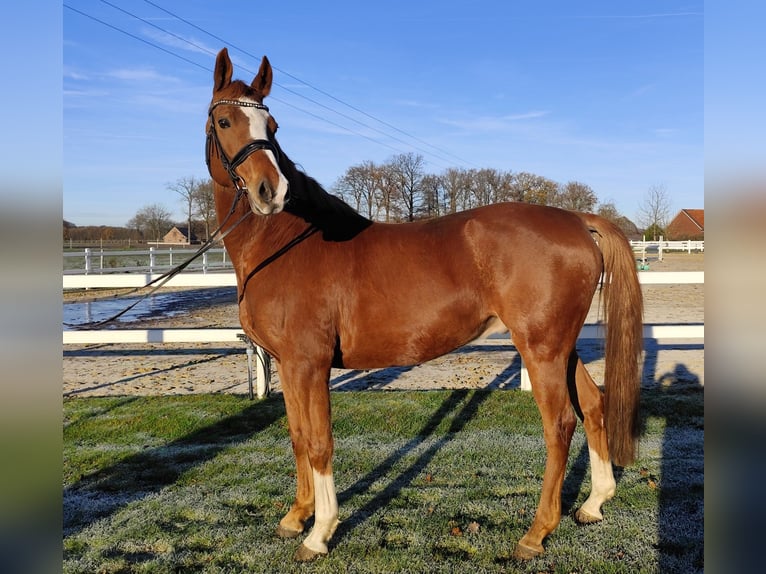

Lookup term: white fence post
[84,248,91,275]
[149,246,155,272]
[256,346,271,398]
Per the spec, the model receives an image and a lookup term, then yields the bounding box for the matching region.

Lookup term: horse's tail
[579,213,644,466]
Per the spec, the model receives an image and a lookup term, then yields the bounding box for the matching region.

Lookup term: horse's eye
[218,118,231,129]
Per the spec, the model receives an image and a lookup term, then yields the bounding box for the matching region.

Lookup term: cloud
[502,110,550,121]
[439,110,551,132]
[107,67,167,82]
[141,27,216,58]
[64,69,89,81]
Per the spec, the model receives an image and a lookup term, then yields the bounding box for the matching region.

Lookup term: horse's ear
[213,48,233,93]
[251,56,273,98]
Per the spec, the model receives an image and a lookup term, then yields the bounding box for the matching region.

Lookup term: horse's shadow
[332,355,522,543]
[562,338,704,571]
[65,337,703,569]
[330,337,704,571]
[63,397,287,538]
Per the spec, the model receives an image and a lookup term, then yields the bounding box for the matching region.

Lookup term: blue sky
[63,0,704,227]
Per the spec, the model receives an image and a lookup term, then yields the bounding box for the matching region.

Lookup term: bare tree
[126,203,173,242]
[596,201,621,222]
[420,174,443,218]
[193,179,216,241]
[389,152,425,222]
[556,181,597,212]
[637,183,672,240]
[441,167,472,214]
[333,161,383,219]
[598,201,639,238]
[471,168,513,208]
[167,176,200,244]
[509,172,559,205]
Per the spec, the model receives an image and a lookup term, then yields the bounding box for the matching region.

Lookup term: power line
[66,2,412,159]
[103,0,462,167]
[66,1,472,169]
[139,0,476,168]
[64,3,209,73]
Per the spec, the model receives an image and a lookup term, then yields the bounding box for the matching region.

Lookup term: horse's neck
[213,186,306,267]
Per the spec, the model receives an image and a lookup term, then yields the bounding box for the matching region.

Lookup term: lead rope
[64,188,250,329]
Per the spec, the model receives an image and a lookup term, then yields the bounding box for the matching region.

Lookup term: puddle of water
[63,288,236,330]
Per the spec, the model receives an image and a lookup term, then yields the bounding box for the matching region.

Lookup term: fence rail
[63,246,232,275]
[64,241,703,276]
[63,271,703,394]
[629,238,704,264]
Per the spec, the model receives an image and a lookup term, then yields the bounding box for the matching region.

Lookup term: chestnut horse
[205,48,643,561]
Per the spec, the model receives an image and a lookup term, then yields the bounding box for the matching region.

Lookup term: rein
[237,225,319,304]
[67,98,284,329]
[64,188,251,329]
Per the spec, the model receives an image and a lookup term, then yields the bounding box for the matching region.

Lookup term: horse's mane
[276,143,372,241]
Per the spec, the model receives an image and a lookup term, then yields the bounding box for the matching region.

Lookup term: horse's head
[206,48,288,215]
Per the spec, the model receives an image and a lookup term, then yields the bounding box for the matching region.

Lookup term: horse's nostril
[259,182,272,202]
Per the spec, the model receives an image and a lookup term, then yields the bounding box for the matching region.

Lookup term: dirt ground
[63,252,703,397]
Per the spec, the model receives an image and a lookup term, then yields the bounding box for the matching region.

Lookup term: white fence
[629,238,704,264]
[64,241,703,275]
[63,270,703,395]
[63,246,233,275]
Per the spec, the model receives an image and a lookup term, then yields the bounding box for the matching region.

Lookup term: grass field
[63,387,703,573]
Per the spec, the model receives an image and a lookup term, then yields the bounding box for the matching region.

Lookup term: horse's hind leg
[513,344,578,559]
[567,353,616,523]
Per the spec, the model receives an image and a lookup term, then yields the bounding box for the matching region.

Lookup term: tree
[389,152,425,222]
[441,167,473,213]
[472,168,513,208]
[167,176,200,244]
[556,181,597,212]
[333,161,384,220]
[193,179,216,241]
[420,174,443,218]
[596,201,621,222]
[637,183,671,240]
[126,203,173,242]
[598,201,639,238]
[509,172,559,205]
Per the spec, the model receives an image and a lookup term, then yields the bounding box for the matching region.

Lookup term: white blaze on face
[240,99,289,209]
[301,469,339,555]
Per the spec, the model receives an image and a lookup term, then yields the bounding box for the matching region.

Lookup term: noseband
[206,99,281,192]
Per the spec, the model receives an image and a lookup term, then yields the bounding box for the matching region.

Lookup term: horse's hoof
[276,524,303,539]
[294,543,326,562]
[513,541,543,560]
[574,508,603,524]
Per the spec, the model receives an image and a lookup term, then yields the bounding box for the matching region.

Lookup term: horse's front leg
[277,359,338,561]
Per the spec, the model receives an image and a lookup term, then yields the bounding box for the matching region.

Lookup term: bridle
[206,98,281,194]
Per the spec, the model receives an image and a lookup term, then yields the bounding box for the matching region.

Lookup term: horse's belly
[337,315,503,369]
